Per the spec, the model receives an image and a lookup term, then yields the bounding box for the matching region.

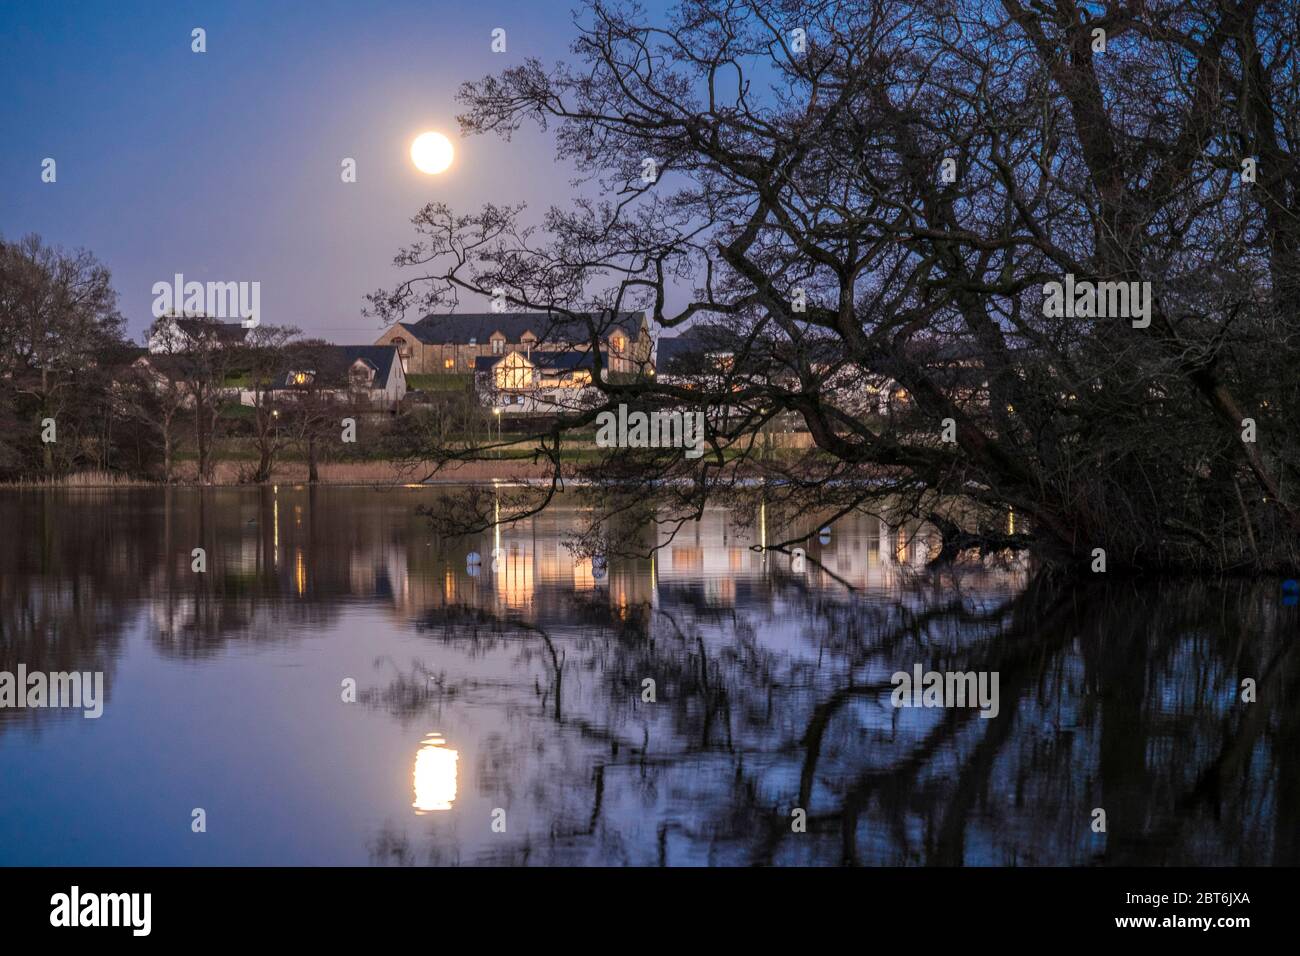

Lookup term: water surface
[0,486,1294,865]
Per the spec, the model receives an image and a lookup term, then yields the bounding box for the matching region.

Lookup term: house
[130,353,204,406]
[474,349,599,414]
[147,314,250,353]
[131,352,250,402]
[658,327,995,417]
[240,345,406,411]
[856,340,994,417]
[374,310,654,376]
[654,324,739,385]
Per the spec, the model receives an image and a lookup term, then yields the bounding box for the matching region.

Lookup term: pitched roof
[533,351,595,372]
[174,317,248,344]
[656,324,739,371]
[277,345,401,390]
[401,311,644,346]
[340,345,399,387]
[134,353,202,380]
[98,344,148,369]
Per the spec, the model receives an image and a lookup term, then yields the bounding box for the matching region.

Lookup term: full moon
[411,131,454,174]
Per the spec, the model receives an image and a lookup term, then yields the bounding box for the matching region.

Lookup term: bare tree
[0,234,124,476]
[370,0,1300,573]
[131,317,199,482]
[243,324,301,482]
[177,318,241,484]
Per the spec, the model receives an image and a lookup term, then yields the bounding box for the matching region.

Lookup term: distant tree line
[0,233,419,484]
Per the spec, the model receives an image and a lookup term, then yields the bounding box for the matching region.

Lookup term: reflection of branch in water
[368,824,415,866]
[366,573,1300,866]
[412,604,567,722]
[739,583,1077,865]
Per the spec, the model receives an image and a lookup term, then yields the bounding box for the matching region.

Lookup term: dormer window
[350,360,376,386]
[290,371,313,386]
[491,334,505,354]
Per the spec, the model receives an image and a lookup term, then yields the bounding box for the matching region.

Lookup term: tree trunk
[255,444,272,483]
[195,396,208,485]
[41,366,53,475]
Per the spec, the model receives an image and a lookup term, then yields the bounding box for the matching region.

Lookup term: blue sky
[0,0,601,344]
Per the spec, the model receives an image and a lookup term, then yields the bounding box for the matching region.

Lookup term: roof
[533,351,595,372]
[399,311,644,346]
[656,324,739,372]
[276,345,401,390]
[134,353,202,380]
[98,344,148,369]
[475,350,596,372]
[474,350,596,374]
[173,317,248,344]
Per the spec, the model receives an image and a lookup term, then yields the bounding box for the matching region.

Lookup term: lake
[0,485,1294,865]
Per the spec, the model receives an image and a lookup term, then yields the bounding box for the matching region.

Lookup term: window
[492,336,505,354]
[444,357,454,369]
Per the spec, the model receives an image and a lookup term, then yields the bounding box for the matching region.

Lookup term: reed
[0,471,154,488]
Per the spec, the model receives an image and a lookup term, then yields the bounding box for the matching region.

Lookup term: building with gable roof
[374,310,653,376]
[237,344,406,410]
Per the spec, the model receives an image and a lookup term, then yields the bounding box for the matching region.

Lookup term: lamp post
[493,406,501,458]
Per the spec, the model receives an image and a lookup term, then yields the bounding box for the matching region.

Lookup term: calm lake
[0,486,1294,865]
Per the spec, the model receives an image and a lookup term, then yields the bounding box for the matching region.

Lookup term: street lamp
[493,406,501,457]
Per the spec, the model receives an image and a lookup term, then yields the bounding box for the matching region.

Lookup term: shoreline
[0,459,562,488]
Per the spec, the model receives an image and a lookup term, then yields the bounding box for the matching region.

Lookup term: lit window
[444,358,454,369]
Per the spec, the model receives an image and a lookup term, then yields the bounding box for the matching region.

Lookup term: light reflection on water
[412,733,458,813]
[0,486,1295,866]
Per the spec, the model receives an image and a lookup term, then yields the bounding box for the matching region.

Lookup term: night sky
[0,0,592,343]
